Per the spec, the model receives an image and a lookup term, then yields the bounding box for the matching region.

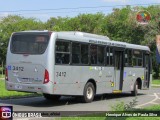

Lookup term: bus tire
[43,93,61,100]
[131,81,138,96]
[82,82,95,103]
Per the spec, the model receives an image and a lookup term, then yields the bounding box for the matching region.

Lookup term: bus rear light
[43,69,49,84]
[5,68,8,81]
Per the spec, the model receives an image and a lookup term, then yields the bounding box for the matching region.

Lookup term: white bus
[6,31,152,103]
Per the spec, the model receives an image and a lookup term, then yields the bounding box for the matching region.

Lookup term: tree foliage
[0,5,160,78]
[0,15,45,62]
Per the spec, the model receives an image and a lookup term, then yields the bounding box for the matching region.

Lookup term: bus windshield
[10,33,50,54]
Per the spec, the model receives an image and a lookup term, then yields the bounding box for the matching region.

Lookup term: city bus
[5,31,152,103]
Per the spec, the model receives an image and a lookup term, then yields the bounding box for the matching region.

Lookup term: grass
[0,80,39,98]
[152,79,160,85]
[60,106,160,120]
[123,105,160,120]
[60,102,160,120]
[0,74,4,78]
[144,105,160,110]
[0,67,4,77]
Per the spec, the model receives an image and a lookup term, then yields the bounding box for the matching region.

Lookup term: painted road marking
[135,93,160,108]
[150,102,159,104]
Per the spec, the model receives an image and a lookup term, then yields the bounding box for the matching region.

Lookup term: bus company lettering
[89,40,126,47]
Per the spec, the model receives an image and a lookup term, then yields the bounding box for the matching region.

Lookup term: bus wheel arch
[131,78,142,96]
[82,79,96,103]
[136,78,142,89]
[87,79,97,94]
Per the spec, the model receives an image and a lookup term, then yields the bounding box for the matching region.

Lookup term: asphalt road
[0,87,160,116]
[0,88,160,120]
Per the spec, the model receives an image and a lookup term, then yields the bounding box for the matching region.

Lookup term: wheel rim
[87,86,93,99]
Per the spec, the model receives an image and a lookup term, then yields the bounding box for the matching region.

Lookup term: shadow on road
[0,93,145,107]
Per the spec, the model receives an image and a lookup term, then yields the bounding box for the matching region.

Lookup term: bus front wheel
[43,93,61,100]
[82,82,95,103]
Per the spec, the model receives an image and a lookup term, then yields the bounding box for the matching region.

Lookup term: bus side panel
[96,67,114,94]
[54,66,85,95]
[81,66,113,94]
[123,67,145,92]
[53,66,114,95]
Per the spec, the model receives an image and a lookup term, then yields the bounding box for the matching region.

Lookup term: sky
[0,0,160,22]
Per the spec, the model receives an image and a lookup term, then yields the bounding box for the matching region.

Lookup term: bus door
[144,54,150,88]
[114,50,124,91]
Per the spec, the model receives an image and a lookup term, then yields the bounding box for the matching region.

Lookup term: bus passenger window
[138,59,142,66]
[105,47,113,66]
[133,50,143,67]
[128,50,132,66]
[56,53,62,63]
[90,45,97,64]
[62,54,70,64]
[98,46,104,64]
[110,48,113,66]
[81,44,89,64]
[125,49,133,66]
[55,41,70,64]
[125,50,128,66]
[106,47,109,65]
[72,43,80,64]
[133,57,136,66]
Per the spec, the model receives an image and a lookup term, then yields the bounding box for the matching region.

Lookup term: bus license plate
[15,85,22,89]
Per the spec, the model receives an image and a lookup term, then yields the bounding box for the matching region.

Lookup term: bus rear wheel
[43,93,61,100]
[82,82,95,103]
[131,81,138,96]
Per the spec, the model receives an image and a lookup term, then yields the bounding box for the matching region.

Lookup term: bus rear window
[10,34,49,54]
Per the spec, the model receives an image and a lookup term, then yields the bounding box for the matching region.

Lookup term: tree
[0,15,45,63]
[1,5,160,78]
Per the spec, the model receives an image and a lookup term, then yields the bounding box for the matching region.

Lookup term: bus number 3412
[13,66,24,71]
[56,72,66,77]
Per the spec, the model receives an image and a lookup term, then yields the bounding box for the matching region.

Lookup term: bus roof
[12,30,150,52]
[56,31,150,52]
